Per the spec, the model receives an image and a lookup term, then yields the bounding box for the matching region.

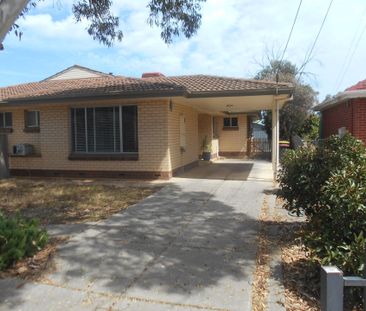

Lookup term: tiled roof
[314,79,366,111]
[143,75,291,95]
[0,76,184,102]
[345,79,366,91]
[0,74,292,103]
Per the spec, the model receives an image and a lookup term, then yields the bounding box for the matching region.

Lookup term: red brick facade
[352,99,366,143]
[321,98,366,144]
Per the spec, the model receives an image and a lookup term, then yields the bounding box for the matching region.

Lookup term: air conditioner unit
[13,144,34,156]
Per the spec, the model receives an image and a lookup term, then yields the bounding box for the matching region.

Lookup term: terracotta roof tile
[144,75,291,95]
[0,74,292,103]
[0,76,184,102]
[345,79,366,91]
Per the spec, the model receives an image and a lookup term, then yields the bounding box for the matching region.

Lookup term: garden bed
[0,236,68,281]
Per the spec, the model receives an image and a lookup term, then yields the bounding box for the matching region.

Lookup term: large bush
[0,213,48,270]
[278,134,366,275]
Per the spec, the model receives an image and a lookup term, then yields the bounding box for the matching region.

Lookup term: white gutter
[275,94,293,109]
[314,90,366,111]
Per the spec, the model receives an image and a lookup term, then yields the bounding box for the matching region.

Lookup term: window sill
[0,128,13,133]
[23,127,40,133]
[222,127,239,131]
[68,153,139,161]
[10,153,42,158]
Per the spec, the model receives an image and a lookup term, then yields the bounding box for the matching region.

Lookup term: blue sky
[1,0,366,101]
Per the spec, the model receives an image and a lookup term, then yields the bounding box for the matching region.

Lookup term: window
[0,112,12,128]
[223,117,238,128]
[71,106,138,153]
[25,111,40,128]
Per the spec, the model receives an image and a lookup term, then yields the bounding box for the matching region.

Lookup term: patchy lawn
[0,178,159,225]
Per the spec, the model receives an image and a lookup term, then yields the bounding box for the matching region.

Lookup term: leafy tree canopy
[255,59,318,141]
[9,0,206,46]
[298,113,320,141]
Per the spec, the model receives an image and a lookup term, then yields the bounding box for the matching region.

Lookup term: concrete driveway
[0,173,273,311]
[178,159,273,182]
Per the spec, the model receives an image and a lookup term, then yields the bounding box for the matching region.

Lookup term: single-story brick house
[0,65,292,179]
[315,79,366,144]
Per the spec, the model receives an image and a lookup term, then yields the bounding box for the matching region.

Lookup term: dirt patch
[269,196,363,311]
[281,224,320,311]
[0,178,159,225]
[251,196,271,311]
[280,217,363,311]
[0,236,68,281]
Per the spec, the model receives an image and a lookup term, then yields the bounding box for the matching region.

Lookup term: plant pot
[202,151,211,161]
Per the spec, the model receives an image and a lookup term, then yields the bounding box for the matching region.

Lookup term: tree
[298,113,320,141]
[0,0,28,45]
[6,0,206,47]
[255,59,318,141]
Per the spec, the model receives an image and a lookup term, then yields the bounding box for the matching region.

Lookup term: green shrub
[278,145,318,216]
[0,213,48,270]
[279,134,366,217]
[278,133,366,276]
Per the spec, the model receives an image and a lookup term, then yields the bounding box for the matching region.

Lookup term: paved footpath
[0,177,273,311]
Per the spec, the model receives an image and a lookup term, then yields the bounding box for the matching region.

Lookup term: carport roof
[0,72,292,104]
[142,75,292,97]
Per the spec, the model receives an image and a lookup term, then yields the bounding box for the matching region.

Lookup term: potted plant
[201,136,212,161]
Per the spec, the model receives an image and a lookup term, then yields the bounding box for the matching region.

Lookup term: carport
[174,86,293,178]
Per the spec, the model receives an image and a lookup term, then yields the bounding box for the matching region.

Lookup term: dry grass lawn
[0,178,158,225]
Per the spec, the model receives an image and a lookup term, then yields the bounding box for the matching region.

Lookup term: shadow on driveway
[176,162,254,181]
[1,179,274,310]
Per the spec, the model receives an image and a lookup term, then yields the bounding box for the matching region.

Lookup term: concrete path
[0,177,273,311]
[178,159,273,182]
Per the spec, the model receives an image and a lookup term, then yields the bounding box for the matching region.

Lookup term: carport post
[271,99,279,178]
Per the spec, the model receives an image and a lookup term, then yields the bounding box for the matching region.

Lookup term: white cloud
[5,13,99,51]
[2,0,366,99]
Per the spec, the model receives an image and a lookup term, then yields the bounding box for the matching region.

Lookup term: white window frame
[25,110,40,128]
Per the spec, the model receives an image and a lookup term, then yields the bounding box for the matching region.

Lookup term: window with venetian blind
[71,106,138,154]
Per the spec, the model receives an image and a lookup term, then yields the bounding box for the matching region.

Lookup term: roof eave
[186,87,293,98]
[314,90,366,111]
[0,87,293,106]
[0,89,185,105]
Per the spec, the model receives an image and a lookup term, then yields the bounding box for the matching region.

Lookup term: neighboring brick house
[0,65,292,179]
[315,79,366,144]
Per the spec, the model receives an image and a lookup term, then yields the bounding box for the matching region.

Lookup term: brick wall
[352,99,366,144]
[216,114,248,154]
[1,98,172,175]
[6,109,41,154]
[198,114,212,156]
[321,101,353,138]
[0,98,257,177]
[321,99,366,144]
